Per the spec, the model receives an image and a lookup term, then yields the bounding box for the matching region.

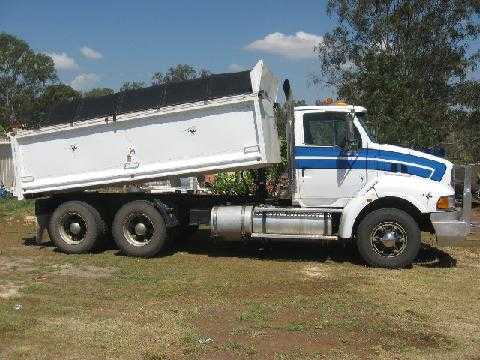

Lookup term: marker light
[436,196,455,210]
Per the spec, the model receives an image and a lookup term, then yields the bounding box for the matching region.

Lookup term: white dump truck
[8,61,472,268]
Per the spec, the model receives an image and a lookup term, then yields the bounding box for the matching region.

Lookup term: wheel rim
[59,212,88,245]
[370,221,408,258]
[123,212,155,247]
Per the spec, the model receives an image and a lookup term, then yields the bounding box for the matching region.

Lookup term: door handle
[302,169,305,177]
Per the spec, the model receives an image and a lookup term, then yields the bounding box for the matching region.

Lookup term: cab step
[250,233,338,240]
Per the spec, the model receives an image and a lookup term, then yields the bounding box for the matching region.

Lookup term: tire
[356,208,421,268]
[49,201,102,254]
[112,200,168,257]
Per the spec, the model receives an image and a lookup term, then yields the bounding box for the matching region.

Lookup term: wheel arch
[340,196,432,239]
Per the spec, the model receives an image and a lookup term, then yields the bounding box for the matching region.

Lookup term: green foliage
[264,100,306,195]
[83,87,115,98]
[152,64,210,85]
[119,81,146,92]
[209,171,255,196]
[38,83,78,108]
[39,84,80,107]
[315,0,480,163]
[29,84,80,126]
[0,32,57,131]
[0,197,34,219]
[210,100,305,196]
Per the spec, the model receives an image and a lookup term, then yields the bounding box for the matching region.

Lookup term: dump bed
[10,61,280,199]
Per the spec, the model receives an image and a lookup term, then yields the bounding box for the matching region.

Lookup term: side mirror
[283,79,292,101]
[345,113,359,151]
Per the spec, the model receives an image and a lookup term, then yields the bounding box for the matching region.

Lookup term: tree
[83,87,114,98]
[37,84,80,109]
[29,84,80,124]
[266,100,307,195]
[119,81,145,92]
[152,64,210,85]
[210,99,307,197]
[315,0,480,162]
[0,32,57,131]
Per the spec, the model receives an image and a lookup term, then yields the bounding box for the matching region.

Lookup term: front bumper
[431,166,472,246]
[431,211,469,246]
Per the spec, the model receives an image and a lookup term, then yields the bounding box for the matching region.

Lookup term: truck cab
[293,104,373,208]
[293,104,453,207]
[292,103,471,250]
[210,100,471,268]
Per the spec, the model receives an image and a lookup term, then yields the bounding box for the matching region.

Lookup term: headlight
[436,195,455,210]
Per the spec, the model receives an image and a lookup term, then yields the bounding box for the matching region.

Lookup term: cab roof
[294,105,367,113]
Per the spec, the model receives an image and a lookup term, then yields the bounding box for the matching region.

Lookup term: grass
[0,204,479,359]
[0,197,33,219]
[286,323,305,332]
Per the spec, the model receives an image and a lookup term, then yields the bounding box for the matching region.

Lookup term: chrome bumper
[431,210,470,246]
[431,166,472,246]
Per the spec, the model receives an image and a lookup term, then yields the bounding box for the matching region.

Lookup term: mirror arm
[345,110,356,151]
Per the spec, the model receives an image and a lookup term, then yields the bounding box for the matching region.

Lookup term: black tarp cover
[32,70,252,129]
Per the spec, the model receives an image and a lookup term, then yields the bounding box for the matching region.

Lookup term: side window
[303,112,349,147]
[304,115,334,146]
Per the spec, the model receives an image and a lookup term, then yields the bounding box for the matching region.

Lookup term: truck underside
[33,190,438,268]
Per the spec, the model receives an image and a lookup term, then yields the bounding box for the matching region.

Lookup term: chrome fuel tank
[252,207,331,236]
[211,205,332,240]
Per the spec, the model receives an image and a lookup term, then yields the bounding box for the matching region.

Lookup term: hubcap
[134,223,147,236]
[69,222,82,235]
[370,221,408,258]
[123,213,155,247]
[59,213,87,245]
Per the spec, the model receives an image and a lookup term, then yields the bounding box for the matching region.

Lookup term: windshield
[356,112,378,143]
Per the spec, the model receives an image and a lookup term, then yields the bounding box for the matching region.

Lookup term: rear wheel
[49,201,102,254]
[112,200,168,257]
[356,208,421,268]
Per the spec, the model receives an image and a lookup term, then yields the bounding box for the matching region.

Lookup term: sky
[2,1,478,104]
[0,0,339,104]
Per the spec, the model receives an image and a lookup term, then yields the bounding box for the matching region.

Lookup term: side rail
[462,166,472,234]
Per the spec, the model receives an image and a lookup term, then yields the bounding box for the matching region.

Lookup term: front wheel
[356,208,421,268]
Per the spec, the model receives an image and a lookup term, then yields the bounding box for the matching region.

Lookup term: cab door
[295,111,366,207]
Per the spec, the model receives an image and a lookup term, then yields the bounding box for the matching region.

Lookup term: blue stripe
[294,146,445,181]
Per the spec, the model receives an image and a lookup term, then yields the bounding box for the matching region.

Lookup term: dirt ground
[1,200,480,360]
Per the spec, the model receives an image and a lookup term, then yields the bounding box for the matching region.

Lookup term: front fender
[338,184,378,239]
[338,175,451,238]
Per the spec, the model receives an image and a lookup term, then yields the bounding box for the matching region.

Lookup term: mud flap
[35,214,50,245]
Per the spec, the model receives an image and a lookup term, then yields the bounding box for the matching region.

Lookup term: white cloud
[80,46,103,60]
[47,52,78,70]
[245,31,323,60]
[227,63,246,72]
[70,73,100,90]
